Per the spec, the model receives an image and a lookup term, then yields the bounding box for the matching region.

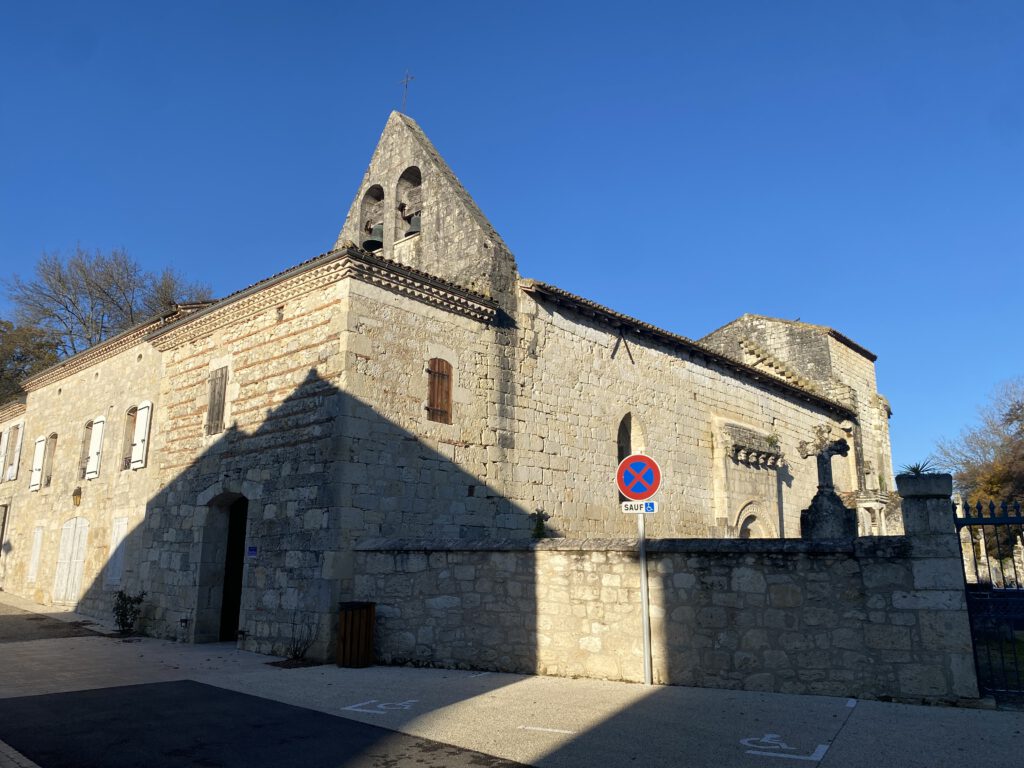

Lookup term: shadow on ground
[0,680,525,768]
[0,602,101,643]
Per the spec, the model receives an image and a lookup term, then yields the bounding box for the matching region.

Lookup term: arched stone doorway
[194,494,248,642]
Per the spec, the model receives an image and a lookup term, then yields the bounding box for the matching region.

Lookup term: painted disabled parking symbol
[740,733,829,762]
[343,699,418,715]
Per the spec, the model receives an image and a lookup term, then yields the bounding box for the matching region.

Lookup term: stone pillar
[895,473,980,700]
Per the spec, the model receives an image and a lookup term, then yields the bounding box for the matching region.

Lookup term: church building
[0,113,896,659]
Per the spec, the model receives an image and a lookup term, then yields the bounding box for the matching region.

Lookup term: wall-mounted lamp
[72,487,82,507]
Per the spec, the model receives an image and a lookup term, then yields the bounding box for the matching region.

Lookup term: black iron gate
[955,500,1024,701]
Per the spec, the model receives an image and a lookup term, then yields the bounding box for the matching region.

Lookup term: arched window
[360,185,385,251]
[426,358,452,424]
[79,417,105,480]
[42,433,57,487]
[617,413,633,465]
[122,407,137,471]
[396,166,422,239]
[617,412,646,462]
[617,413,647,501]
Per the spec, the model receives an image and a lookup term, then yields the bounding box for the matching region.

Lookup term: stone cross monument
[798,424,858,539]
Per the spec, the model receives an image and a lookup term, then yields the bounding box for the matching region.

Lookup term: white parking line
[518,726,576,735]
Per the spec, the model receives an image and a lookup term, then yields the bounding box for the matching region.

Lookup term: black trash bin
[337,601,375,667]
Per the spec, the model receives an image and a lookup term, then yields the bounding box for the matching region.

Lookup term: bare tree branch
[4,247,212,359]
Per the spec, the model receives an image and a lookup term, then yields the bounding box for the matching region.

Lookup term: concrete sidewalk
[0,592,1021,768]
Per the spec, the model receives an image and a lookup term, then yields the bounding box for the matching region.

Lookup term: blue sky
[2,1,1021,469]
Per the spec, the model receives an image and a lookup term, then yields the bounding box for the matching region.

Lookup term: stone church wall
[516,295,842,539]
[335,277,530,541]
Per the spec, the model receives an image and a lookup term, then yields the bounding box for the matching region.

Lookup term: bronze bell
[405,213,421,237]
[362,222,383,252]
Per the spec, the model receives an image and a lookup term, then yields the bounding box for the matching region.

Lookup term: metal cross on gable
[400,70,415,112]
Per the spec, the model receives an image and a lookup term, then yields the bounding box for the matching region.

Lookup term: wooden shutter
[53,519,75,603]
[130,401,152,469]
[85,416,105,480]
[27,526,43,583]
[67,519,89,603]
[55,517,90,605]
[207,367,228,435]
[105,517,129,586]
[0,429,9,482]
[28,436,46,491]
[426,358,452,424]
[7,423,23,481]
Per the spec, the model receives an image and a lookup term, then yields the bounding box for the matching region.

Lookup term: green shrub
[112,589,146,634]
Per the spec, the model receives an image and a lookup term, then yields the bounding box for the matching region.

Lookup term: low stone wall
[353,489,979,703]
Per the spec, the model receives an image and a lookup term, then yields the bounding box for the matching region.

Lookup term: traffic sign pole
[616,453,660,686]
[638,512,652,686]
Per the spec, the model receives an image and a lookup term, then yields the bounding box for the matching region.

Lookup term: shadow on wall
[73,368,538,666]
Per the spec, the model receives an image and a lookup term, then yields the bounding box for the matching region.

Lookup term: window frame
[207,367,228,436]
[426,358,453,425]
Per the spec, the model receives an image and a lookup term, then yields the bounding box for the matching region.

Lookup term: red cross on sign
[616,454,662,501]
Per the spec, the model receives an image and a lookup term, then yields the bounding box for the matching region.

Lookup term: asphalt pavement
[0,591,1021,768]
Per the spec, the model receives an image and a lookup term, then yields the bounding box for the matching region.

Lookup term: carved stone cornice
[722,423,786,469]
[149,256,349,351]
[339,248,498,323]
[149,247,498,351]
[20,313,188,392]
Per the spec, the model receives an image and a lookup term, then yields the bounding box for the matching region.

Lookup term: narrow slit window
[207,367,228,435]
[426,358,452,425]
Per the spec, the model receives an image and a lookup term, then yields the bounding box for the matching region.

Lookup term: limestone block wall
[0,341,164,619]
[355,489,978,703]
[514,294,843,539]
[142,276,348,656]
[338,278,529,541]
[826,336,895,493]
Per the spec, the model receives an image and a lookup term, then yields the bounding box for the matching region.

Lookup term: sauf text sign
[621,501,658,514]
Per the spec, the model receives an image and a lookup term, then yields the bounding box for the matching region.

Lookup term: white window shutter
[130,401,152,469]
[105,517,129,586]
[0,430,9,482]
[53,519,74,603]
[27,527,43,583]
[67,519,89,603]
[85,416,105,480]
[29,436,46,491]
[8,423,24,481]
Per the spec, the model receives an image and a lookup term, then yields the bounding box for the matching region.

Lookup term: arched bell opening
[395,166,422,239]
[359,185,385,252]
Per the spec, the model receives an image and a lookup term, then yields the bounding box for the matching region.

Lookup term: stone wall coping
[895,473,953,498]
[353,536,917,556]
